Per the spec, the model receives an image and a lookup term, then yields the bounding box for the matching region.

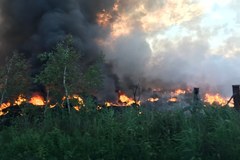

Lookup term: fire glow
[29,94,45,106]
[0,88,238,117]
[0,93,85,116]
[148,98,159,102]
[168,89,188,103]
[204,93,233,107]
[14,95,27,106]
[105,90,141,107]
[0,102,10,116]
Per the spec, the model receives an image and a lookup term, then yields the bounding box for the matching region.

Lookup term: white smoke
[98,0,240,96]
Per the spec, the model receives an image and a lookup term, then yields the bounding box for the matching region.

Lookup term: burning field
[0,87,235,117]
[0,0,239,116]
[1,1,240,159]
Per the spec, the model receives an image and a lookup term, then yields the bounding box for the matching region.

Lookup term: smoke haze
[1,0,240,97]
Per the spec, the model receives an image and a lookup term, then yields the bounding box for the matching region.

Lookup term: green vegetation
[0,52,31,104]
[34,35,103,113]
[1,105,240,160]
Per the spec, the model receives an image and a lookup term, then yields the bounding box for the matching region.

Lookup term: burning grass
[0,88,235,117]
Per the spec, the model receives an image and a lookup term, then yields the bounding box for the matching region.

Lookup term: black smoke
[0,0,124,99]
[0,0,115,60]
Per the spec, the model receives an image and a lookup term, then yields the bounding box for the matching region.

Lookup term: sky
[97,0,240,96]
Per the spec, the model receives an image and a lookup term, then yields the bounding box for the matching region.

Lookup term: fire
[171,89,187,97]
[96,0,119,27]
[72,95,84,106]
[96,9,112,27]
[175,89,186,95]
[105,91,141,107]
[97,0,202,38]
[204,93,230,106]
[118,91,141,106]
[72,94,84,111]
[96,0,132,38]
[168,97,178,103]
[0,102,10,116]
[105,102,112,107]
[14,95,27,106]
[62,95,84,111]
[110,14,132,38]
[29,94,45,106]
[148,98,159,102]
[168,89,188,103]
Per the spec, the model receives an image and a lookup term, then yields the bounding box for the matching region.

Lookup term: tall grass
[1,104,240,160]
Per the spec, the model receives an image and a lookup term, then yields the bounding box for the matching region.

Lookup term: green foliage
[1,105,240,159]
[0,52,31,103]
[35,35,82,97]
[35,35,104,107]
[82,64,103,94]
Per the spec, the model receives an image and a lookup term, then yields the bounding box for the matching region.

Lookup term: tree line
[0,35,104,113]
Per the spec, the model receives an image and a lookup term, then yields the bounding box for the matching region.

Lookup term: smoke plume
[1,0,240,97]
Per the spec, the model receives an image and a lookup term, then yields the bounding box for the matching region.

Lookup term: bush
[1,105,240,159]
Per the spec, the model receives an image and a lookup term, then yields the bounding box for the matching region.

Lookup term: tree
[35,35,105,113]
[82,56,104,95]
[35,35,82,113]
[0,52,31,105]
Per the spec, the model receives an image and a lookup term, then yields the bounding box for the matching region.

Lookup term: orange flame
[105,91,141,107]
[168,89,188,103]
[96,9,112,27]
[204,93,230,106]
[168,97,178,102]
[118,91,141,106]
[97,0,120,27]
[171,89,186,96]
[148,98,159,102]
[14,95,27,106]
[105,102,112,107]
[29,94,45,106]
[62,95,84,111]
[0,102,11,116]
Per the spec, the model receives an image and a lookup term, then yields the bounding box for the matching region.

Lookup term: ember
[148,98,159,102]
[168,97,178,103]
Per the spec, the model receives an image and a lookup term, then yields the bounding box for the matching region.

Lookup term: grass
[1,103,240,160]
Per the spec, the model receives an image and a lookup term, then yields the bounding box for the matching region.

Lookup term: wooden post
[193,88,200,103]
[232,85,240,110]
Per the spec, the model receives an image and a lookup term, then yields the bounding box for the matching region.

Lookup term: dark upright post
[232,85,240,110]
[193,88,200,103]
